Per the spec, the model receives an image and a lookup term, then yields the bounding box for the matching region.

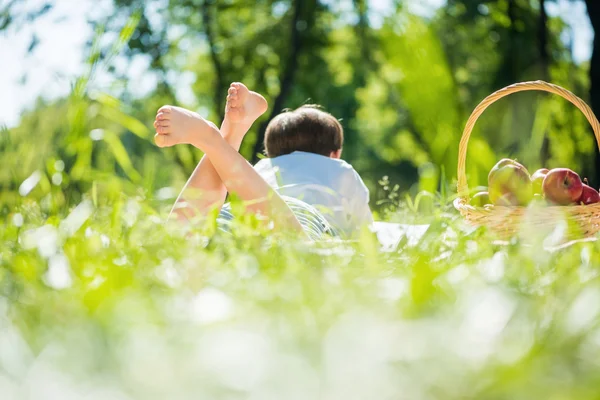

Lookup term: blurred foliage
[3,2,600,397]
[1,0,597,209]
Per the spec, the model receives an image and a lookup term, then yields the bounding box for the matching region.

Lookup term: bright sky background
[0,0,594,128]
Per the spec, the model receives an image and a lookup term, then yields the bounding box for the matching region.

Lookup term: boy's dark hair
[264,105,344,158]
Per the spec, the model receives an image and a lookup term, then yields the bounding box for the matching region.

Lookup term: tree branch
[201,0,225,122]
[251,0,314,162]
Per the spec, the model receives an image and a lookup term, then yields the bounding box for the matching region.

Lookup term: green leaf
[117,11,141,49]
[102,130,142,182]
[98,101,150,140]
[93,92,121,110]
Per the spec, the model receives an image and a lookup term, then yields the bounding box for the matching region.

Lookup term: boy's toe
[228,87,236,95]
[156,125,169,134]
[154,133,171,148]
[157,105,173,114]
[232,82,248,92]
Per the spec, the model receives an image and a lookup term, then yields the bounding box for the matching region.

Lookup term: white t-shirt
[254,151,373,236]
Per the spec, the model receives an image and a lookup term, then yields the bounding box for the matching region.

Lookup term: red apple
[531,168,549,195]
[542,168,583,205]
[488,159,533,206]
[470,191,490,207]
[578,184,600,205]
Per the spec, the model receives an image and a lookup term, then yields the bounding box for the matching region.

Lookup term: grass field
[2,192,600,400]
[4,3,600,398]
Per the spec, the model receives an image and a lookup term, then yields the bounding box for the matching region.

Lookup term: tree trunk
[352,0,371,87]
[251,0,316,162]
[584,0,600,183]
[539,0,550,165]
[506,0,521,155]
[538,0,549,79]
[507,0,518,82]
[201,0,226,122]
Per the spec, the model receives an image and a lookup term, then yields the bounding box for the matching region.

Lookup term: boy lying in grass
[153,83,373,239]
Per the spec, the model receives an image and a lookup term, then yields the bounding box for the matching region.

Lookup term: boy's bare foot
[225,82,268,126]
[153,106,219,148]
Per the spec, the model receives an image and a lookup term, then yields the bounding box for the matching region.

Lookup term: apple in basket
[530,193,548,206]
[578,184,600,205]
[542,168,583,205]
[531,168,549,195]
[488,159,533,206]
[470,191,490,207]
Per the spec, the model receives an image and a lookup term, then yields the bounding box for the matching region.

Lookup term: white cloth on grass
[254,151,373,236]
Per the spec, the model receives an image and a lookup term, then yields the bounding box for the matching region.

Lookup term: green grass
[2,193,600,399]
[4,7,600,398]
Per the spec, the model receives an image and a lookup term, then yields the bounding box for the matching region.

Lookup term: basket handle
[457,80,600,200]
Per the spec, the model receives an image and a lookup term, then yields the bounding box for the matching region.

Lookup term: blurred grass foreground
[6,196,600,399]
[4,1,600,399]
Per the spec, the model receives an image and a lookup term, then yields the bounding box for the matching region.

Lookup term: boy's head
[264,105,343,159]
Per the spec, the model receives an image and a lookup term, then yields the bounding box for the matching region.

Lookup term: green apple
[488,159,533,206]
[470,191,490,207]
[530,168,549,195]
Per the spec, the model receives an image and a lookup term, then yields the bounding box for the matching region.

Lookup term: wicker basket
[454,80,600,239]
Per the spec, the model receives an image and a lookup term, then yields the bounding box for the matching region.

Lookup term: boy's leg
[157,83,266,223]
[155,92,305,234]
